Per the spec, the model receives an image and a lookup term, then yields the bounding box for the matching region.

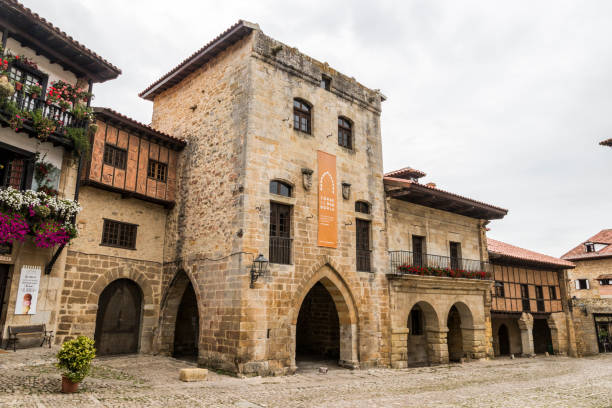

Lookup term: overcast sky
[24,0,611,257]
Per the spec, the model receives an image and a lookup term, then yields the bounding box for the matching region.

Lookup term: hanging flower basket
[33,220,71,248]
[0,211,29,244]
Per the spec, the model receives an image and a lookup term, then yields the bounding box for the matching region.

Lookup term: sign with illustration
[14,265,41,315]
[317,151,338,248]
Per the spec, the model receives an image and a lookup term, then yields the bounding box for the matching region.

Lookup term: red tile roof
[93,108,186,149]
[139,20,257,100]
[600,139,612,147]
[1,0,121,82]
[488,238,574,269]
[385,167,426,180]
[561,229,612,261]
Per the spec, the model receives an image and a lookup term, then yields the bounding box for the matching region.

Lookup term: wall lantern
[250,253,269,288]
[341,182,351,200]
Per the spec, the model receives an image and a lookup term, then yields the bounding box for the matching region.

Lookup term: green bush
[56,336,96,383]
[65,126,90,156]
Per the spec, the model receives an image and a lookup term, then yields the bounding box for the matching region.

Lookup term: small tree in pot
[56,336,96,393]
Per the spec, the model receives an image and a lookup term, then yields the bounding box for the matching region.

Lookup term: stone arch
[154,269,202,356]
[406,300,442,366]
[446,302,475,362]
[291,263,359,369]
[86,268,155,353]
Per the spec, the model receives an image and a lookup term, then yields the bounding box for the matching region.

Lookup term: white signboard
[14,265,41,315]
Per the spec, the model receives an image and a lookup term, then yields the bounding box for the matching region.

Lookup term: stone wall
[569,258,612,299]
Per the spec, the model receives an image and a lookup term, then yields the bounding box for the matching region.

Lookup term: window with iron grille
[270,202,291,264]
[521,284,531,312]
[293,99,311,134]
[536,285,545,312]
[355,200,370,214]
[494,281,505,297]
[147,159,167,182]
[549,285,558,300]
[103,144,127,170]
[338,117,352,149]
[269,180,292,197]
[101,219,137,249]
[356,219,371,272]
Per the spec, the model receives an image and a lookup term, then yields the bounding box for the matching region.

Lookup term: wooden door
[94,279,142,355]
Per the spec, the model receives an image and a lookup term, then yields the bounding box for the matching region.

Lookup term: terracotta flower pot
[31,93,38,99]
[61,376,79,393]
[14,82,22,91]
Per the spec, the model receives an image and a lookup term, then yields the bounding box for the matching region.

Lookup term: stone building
[561,229,612,355]
[0,0,120,346]
[487,239,576,357]
[383,168,506,367]
[55,108,185,354]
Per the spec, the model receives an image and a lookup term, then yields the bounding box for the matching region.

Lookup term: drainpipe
[44,80,92,274]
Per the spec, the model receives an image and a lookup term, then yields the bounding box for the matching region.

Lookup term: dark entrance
[94,279,142,356]
[498,324,510,355]
[296,282,340,361]
[532,318,553,354]
[595,314,612,353]
[447,305,463,362]
[173,282,199,358]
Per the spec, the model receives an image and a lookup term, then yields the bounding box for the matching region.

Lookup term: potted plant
[14,81,23,92]
[56,336,96,393]
[28,82,42,99]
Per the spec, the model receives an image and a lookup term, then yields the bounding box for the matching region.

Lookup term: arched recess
[94,278,143,356]
[291,264,359,369]
[155,269,201,357]
[407,301,440,366]
[87,267,156,353]
[447,302,475,361]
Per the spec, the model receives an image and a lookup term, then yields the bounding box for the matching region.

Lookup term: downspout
[44,80,92,274]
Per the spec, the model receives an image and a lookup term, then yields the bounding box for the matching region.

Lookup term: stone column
[426,327,449,364]
[462,325,488,360]
[391,327,409,368]
[338,323,359,369]
[518,312,535,357]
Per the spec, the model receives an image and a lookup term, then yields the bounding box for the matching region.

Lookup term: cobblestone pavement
[1,348,612,407]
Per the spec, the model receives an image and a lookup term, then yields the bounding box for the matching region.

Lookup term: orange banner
[317,151,337,248]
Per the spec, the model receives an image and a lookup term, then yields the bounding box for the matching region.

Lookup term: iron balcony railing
[389,250,492,280]
[2,91,86,135]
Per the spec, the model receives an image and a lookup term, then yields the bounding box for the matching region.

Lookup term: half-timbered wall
[84,119,178,203]
[491,264,563,313]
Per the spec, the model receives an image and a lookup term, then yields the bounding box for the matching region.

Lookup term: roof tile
[488,238,574,268]
[561,229,612,261]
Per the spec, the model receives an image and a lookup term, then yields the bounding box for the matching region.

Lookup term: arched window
[293,99,311,134]
[338,117,352,149]
[355,200,370,214]
[270,180,292,197]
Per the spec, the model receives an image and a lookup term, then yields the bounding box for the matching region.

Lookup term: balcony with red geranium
[389,250,493,281]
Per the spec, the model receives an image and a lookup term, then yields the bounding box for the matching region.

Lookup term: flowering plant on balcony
[27,109,57,141]
[0,187,81,248]
[47,81,91,105]
[27,83,43,98]
[397,264,489,280]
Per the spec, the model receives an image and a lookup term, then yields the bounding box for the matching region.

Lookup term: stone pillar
[462,325,488,360]
[427,328,449,364]
[390,327,409,368]
[338,323,359,369]
[518,312,535,357]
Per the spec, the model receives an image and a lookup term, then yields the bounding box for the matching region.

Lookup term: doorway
[498,324,510,355]
[94,279,142,356]
[173,282,199,359]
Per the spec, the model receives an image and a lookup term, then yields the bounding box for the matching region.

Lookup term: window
[409,308,424,335]
[549,286,558,300]
[8,64,44,95]
[321,75,331,91]
[494,281,505,297]
[585,242,596,253]
[0,143,33,190]
[576,279,590,290]
[521,284,531,312]
[356,219,371,272]
[338,117,352,149]
[101,219,137,249]
[412,235,426,267]
[269,180,292,197]
[293,99,311,134]
[536,285,545,312]
[599,279,612,286]
[103,144,127,170]
[449,242,461,270]
[355,201,370,214]
[148,159,167,182]
[270,202,291,264]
